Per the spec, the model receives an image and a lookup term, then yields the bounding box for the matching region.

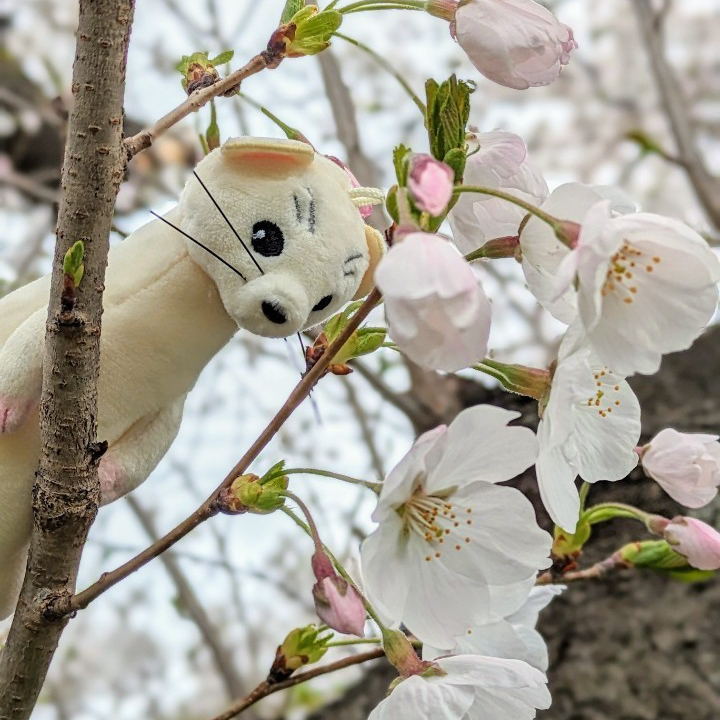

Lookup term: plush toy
[0,137,386,618]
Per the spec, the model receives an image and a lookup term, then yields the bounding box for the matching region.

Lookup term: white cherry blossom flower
[374,233,491,372]
[449,131,548,255]
[368,654,550,720]
[640,429,720,508]
[555,204,720,376]
[520,183,625,324]
[435,0,576,90]
[536,325,641,532]
[425,586,564,672]
[361,405,551,648]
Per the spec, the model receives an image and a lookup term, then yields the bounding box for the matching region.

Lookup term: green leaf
[63,241,85,286]
[281,0,306,23]
[393,144,412,186]
[424,75,472,163]
[205,100,220,151]
[209,49,234,66]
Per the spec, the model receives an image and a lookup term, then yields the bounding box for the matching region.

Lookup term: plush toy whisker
[150,211,248,282]
[192,171,265,277]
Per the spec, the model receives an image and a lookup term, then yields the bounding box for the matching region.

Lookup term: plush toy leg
[0,308,44,435]
[99,395,186,505]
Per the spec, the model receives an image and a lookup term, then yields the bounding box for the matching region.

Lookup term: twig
[632,0,720,228]
[536,556,623,585]
[64,289,382,613]
[208,649,386,720]
[124,53,271,158]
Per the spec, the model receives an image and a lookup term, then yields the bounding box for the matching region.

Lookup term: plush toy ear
[353,226,387,300]
[221,137,315,167]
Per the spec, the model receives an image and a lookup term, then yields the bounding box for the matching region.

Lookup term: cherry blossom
[374,233,491,372]
[368,654,550,720]
[662,517,720,570]
[519,183,619,324]
[449,131,548,255]
[536,325,641,532]
[640,429,720,508]
[555,203,720,376]
[437,0,576,90]
[425,586,564,672]
[360,405,551,648]
[408,154,455,216]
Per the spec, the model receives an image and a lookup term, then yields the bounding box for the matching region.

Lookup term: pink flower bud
[311,551,366,636]
[453,0,577,90]
[664,516,720,570]
[408,154,455,216]
[641,429,720,508]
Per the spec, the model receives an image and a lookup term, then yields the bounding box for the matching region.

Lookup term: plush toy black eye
[252,221,285,257]
[312,295,333,312]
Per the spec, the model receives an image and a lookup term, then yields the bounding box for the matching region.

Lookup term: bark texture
[0,1,135,716]
[306,326,720,720]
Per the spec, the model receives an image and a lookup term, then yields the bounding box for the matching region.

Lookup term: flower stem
[281,506,389,631]
[579,482,591,512]
[583,502,654,527]
[453,185,564,235]
[326,637,384,647]
[340,0,427,12]
[238,93,309,143]
[284,467,381,492]
[335,32,426,115]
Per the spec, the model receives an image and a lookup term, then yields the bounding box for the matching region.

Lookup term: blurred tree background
[1,1,720,718]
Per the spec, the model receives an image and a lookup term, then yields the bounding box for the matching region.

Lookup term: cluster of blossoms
[248,2,720,719]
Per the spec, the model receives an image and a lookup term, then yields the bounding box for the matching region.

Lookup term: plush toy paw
[0,396,35,434]
[98,456,127,505]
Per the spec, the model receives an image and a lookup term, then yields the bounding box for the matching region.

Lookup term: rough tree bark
[0,1,135,717]
[306,325,720,720]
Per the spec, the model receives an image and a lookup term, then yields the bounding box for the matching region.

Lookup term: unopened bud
[220,463,288,515]
[408,154,454,217]
[311,551,366,637]
[269,625,332,682]
[479,359,551,401]
[175,50,234,95]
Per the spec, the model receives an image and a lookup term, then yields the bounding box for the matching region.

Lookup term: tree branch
[632,0,720,228]
[64,289,382,612]
[0,0,136,715]
[124,53,271,158]
[208,649,386,720]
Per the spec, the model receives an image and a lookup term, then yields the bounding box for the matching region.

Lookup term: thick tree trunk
[307,325,720,720]
[0,1,135,716]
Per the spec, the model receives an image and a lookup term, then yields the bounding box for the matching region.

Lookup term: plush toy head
[176,137,386,338]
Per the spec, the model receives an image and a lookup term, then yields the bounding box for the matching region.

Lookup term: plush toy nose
[228,273,312,338]
[261,301,287,325]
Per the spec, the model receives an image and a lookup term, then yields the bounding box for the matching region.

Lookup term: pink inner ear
[227,150,310,166]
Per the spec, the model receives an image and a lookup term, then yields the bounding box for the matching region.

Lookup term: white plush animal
[0,137,386,618]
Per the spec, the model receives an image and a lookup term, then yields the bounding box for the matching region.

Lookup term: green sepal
[286,7,342,56]
[281,0,306,24]
[552,518,592,560]
[385,185,400,223]
[63,241,85,287]
[619,539,715,582]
